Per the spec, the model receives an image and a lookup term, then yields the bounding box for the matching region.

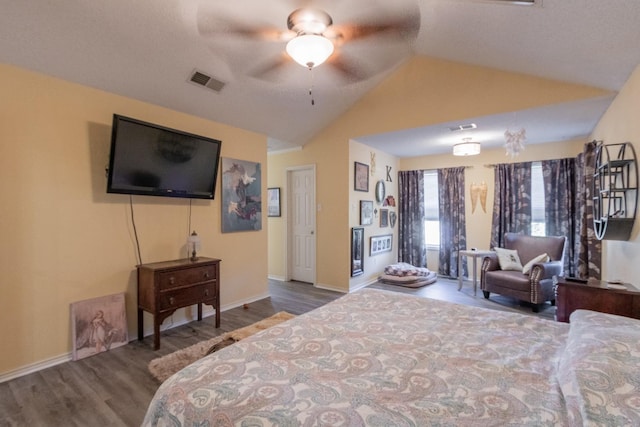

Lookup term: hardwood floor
[0,277,555,426]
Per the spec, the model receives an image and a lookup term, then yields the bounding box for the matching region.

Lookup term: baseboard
[313,282,348,293]
[0,291,271,384]
[349,278,379,292]
[268,274,286,281]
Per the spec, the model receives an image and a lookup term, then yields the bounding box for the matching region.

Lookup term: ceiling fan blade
[329,13,420,46]
[249,53,292,82]
[326,52,372,83]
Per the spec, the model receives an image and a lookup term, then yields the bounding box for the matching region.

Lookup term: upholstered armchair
[480,233,566,312]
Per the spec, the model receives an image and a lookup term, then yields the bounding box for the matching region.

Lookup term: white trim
[314,282,348,293]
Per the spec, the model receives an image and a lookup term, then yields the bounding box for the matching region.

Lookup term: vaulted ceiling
[2,0,639,156]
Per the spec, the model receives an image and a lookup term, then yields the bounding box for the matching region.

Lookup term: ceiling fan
[196,2,420,85]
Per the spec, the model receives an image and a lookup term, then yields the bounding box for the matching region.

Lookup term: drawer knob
[169,297,175,305]
[203,272,210,279]
[204,289,209,296]
[169,277,175,285]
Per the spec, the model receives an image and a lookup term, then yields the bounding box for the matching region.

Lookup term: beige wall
[349,141,400,290]
[0,64,268,377]
[591,64,640,282]
[268,55,613,292]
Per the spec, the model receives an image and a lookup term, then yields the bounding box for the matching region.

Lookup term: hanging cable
[129,195,142,265]
[187,199,193,258]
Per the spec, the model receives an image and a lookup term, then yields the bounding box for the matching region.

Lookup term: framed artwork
[221,157,262,232]
[370,234,393,256]
[267,187,281,217]
[71,293,128,361]
[360,200,374,225]
[351,227,364,276]
[380,209,389,227]
[354,162,369,192]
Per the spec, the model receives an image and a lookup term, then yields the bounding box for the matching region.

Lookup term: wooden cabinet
[555,277,640,322]
[593,142,638,240]
[137,257,221,349]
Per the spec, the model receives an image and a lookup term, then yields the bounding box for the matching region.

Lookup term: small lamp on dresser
[188,230,201,261]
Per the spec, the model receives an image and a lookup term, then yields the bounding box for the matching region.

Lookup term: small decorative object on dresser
[137,257,221,349]
[555,276,640,322]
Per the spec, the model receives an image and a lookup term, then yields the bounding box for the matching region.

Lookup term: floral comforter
[143,289,640,426]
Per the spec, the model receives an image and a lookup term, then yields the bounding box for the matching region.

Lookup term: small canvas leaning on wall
[71,293,128,361]
[221,157,262,232]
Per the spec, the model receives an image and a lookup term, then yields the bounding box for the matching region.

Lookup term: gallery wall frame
[351,227,364,276]
[360,200,374,225]
[380,209,389,227]
[370,234,393,256]
[267,187,281,217]
[354,161,369,192]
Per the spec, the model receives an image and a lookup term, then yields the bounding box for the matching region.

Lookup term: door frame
[285,164,317,284]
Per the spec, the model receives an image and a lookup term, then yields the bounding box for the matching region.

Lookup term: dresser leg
[197,303,203,321]
[137,309,143,341]
[153,321,160,350]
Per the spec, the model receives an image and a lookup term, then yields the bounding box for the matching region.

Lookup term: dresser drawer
[159,282,217,311]
[158,265,217,290]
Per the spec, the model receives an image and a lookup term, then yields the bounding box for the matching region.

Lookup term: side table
[555,276,640,322]
[458,249,493,295]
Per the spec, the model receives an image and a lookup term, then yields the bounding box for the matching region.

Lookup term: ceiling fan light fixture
[286,34,334,69]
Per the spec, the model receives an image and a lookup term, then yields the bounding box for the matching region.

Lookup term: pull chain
[308,64,315,106]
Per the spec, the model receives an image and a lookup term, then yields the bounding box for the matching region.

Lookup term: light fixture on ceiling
[286,34,334,69]
[504,127,526,157]
[285,9,335,69]
[453,138,481,156]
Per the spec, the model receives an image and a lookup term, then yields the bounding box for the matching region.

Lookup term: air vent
[449,123,477,132]
[188,70,226,93]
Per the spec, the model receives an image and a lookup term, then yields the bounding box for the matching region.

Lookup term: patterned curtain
[541,158,576,275]
[398,170,426,267]
[490,162,532,248]
[438,167,467,278]
[574,141,602,279]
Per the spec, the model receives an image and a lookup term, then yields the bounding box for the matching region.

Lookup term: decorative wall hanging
[351,227,364,277]
[221,157,262,232]
[370,234,393,255]
[389,211,397,228]
[370,152,376,176]
[384,195,396,207]
[470,181,488,213]
[360,200,374,225]
[380,209,389,227]
[504,127,527,157]
[386,166,393,182]
[71,293,128,361]
[267,187,281,217]
[354,162,369,192]
[375,180,386,204]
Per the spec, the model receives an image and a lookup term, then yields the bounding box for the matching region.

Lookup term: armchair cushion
[493,247,523,271]
[522,253,549,275]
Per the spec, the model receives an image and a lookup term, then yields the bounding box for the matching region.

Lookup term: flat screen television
[106,114,222,199]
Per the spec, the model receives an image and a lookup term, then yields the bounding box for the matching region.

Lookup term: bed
[143,288,640,426]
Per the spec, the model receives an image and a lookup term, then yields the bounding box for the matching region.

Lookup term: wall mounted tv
[106,114,222,200]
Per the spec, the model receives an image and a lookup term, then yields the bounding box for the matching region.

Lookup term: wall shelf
[593,142,638,240]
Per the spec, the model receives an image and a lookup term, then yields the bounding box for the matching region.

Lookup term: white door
[289,167,316,283]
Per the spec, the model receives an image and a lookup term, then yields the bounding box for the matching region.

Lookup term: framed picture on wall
[351,227,364,276]
[354,162,369,192]
[360,200,374,225]
[267,187,281,217]
[380,209,389,227]
[370,234,393,256]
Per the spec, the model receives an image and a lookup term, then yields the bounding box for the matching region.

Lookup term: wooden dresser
[137,257,221,349]
[555,277,640,322]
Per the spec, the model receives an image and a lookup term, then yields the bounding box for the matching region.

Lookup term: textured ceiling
[1,0,639,156]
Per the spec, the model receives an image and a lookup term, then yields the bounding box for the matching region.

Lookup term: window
[531,162,545,236]
[424,170,440,247]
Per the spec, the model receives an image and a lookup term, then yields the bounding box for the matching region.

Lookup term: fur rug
[148,311,295,382]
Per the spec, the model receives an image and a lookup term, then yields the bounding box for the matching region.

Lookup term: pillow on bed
[522,253,549,275]
[557,310,640,426]
[493,247,523,271]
